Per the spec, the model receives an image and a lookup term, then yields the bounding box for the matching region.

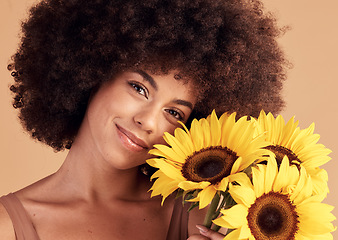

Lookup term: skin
[189,225,225,240]
[0,70,224,239]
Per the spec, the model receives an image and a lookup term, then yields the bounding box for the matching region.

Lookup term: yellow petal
[231,122,254,154]
[229,184,255,207]
[274,156,299,192]
[155,160,185,181]
[252,164,266,197]
[216,204,248,228]
[198,185,217,209]
[178,120,190,134]
[200,118,211,147]
[148,173,179,204]
[220,112,236,147]
[152,144,186,163]
[223,229,242,240]
[264,156,278,193]
[291,166,313,204]
[209,110,221,145]
[239,225,253,239]
[214,177,229,191]
[190,119,204,151]
[302,155,331,169]
[148,148,170,159]
[146,158,160,168]
[178,180,210,191]
[307,168,329,195]
[294,231,312,240]
[230,157,243,174]
[280,116,298,146]
[219,111,230,125]
[227,116,249,150]
[274,114,286,144]
[297,230,334,240]
[163,132,188,158]
[149,169,163,180]
[297,202,336,235]
[174,127,195,153]
[290,124,314,153]
[228,172,252,189]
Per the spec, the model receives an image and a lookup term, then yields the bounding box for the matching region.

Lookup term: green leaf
[188,202,199,212]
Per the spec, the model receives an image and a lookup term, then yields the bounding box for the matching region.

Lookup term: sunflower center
[265,145,301,169]
[257,205,283,234]
[181,146,237,184]
[247,192,299,240]
[196,157,224,178]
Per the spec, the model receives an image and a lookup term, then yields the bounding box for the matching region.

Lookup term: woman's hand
[187,225,225,240]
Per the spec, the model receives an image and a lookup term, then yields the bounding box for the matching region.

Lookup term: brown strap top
[167,197,190,240]
[0,193,40,240]
[0,193,189,240]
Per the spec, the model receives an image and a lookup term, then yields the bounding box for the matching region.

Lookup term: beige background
[1,0,337,237]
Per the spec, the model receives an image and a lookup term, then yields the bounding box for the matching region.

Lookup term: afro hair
[9,0,289,151]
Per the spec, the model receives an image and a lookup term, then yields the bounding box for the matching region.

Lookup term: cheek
[154,122,180,145]
[105,92,139,116]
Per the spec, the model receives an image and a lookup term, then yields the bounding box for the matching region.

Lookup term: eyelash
[165,109,184,121]
[129,82,148,99]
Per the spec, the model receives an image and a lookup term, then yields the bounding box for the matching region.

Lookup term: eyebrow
[173,99,194,110]
[135,70,158,90]
[135,70,194,110]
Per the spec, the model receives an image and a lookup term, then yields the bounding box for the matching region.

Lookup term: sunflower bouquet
[147,110,336,239]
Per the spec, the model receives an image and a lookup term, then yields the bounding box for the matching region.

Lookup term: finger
[196,225,225,240]
[187,234,210,240]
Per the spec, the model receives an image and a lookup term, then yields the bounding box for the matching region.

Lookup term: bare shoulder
[0,202,16,240]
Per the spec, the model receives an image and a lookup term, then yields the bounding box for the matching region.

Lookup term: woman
[0,0,288,239]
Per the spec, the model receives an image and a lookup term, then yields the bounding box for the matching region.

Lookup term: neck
[51,136,151,203]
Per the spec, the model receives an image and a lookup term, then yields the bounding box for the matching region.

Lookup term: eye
[165,109,184,121]
[129,82,148,99]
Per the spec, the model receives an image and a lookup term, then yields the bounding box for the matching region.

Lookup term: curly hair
[9,0,288,151]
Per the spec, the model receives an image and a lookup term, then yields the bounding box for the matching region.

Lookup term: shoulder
[0,200,16,240]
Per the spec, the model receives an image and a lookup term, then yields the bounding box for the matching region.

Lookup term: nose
[133,105,159,135]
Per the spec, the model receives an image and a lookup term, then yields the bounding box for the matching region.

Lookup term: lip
[116,124,149,152]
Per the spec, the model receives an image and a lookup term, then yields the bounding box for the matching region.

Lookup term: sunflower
[254,110,331,195]
[147,110,269,209]
[213,156,336,240]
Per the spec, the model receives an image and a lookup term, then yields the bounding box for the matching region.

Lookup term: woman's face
[83,70,197,170]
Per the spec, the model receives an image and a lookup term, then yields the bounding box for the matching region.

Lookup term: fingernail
[196,224,208,233]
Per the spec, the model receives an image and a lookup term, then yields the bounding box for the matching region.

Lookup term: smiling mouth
[115,124,149,152]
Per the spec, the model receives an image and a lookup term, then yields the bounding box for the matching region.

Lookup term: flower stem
[203,193,221,229]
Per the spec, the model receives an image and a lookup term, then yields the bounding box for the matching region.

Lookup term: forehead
[141,70,198,102]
